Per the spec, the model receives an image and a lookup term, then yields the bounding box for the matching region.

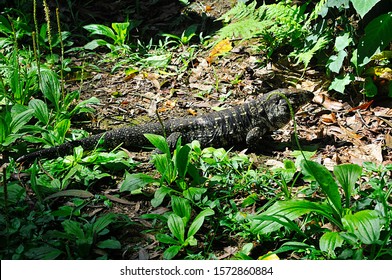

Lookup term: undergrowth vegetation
[0,0,391,260]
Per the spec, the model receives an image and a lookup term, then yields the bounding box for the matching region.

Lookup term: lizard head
[263,89,313,128]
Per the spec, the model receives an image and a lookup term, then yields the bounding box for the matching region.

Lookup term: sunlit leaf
[350,0,381,18]
[168,214,185,243]
[187,208,214,238]
[119,171,157,192]
[342,210,381,244]
[319,232,344,257]
[301,160,342,215]
[334,163,362,206]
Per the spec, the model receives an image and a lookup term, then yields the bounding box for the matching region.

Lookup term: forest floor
[53,0,392,259]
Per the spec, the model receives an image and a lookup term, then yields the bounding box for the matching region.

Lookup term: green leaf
[151,186,173,207]
[24,246,63,260]
[342,210,381,244]
[363,77,378,97]
[55,119,71,143]
[350,0,381,18]
[156,233,181,245]
[319,232,344,257]
[335,32,352,51]
[171,196,191,225]
[301,160,342,215]
[168,214,185,243]
[96,239,121,249]
[183,187,207,201]
[111,22,129,45]
[187,208,214,238]
[250,200,334,234]
[333,163,362,206]
[92,213,116,234]
[62,220,85,239]
[163,245,182,260]
[29,99,49,125]
[328,74,354,93]
[328,50,346,73]
[9,109,34,134]
[176,144,191,178]
[144,134,170,155]
[120,171,157,192]
[83,24,116,41]
[358,12,392,67]
[39,68,61,110]
[83,39,112,50]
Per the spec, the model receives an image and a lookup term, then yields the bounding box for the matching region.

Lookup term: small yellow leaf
[258,252,280,260]
[207,38,232,64]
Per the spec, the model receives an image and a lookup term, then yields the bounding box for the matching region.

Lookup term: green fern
[216,1,308,51]
[215,0,329,66]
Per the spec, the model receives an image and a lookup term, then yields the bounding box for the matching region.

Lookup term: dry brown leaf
[385,133,392,148]
[207,38,232,64]
[104,194,133,205]
[320,113,337,125]
[314,94,344,111]
[348,100,374,112]
[187,108,197,116]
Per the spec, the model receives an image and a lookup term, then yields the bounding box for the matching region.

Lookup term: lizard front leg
[246,126,268,150]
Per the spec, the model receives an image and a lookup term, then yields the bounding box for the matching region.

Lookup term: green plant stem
[56,8,65,99]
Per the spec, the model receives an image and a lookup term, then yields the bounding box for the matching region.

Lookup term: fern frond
[291,35,330,69]
[217,18,273,40]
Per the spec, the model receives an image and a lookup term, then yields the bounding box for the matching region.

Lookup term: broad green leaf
[358,12,392,67]
[144,134,170,155]
[350,0,381,18]
[334,163,362,205]
[273,241,315,255]
[176,144,191,178]
[168,214,185,243]
[92,213,116,234]
[328,74,354,93]
[171,196,191,225]
[62,220,85,239]
[29,99,49,124]
[120,171,157,192]
[328,50,346,73]
[83,39,111,50]
[96,239,121,249]
[24,246,62,260]
[183,187,207,201]
[9,109,34,134]
[111,22,129,45]
[83,24,116,41]
[156,233,181,245]
[39,68,60,110]
[363,77,378,97]
[151,186,173,207]
[319,232,344,257]
[163,245,182,260]
[187,208,214,238]
[55,119,71,143]
[342,210,381,244]
[250,200,334,234]
[335,32,352,51]
[301,160,342,215]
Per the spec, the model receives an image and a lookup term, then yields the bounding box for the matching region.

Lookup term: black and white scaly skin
[16,88,313,162]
